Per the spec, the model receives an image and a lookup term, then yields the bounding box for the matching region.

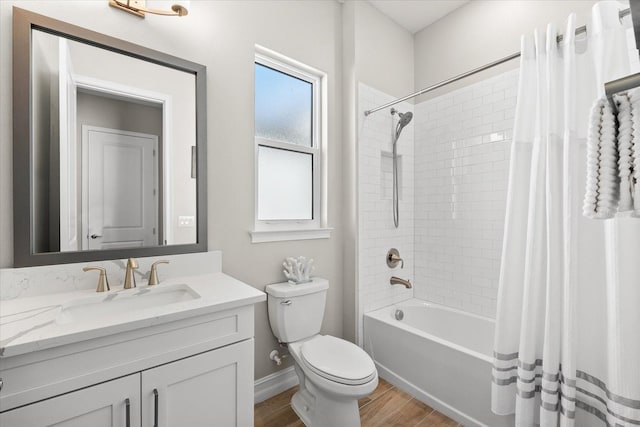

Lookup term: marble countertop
[0,272,265,358]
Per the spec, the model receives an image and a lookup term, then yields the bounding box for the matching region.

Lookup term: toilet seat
[300,335,376,385]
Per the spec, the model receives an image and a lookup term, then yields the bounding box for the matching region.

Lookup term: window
[251,48,330,243]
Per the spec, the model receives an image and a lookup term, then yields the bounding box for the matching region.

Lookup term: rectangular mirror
[13,7,207,267]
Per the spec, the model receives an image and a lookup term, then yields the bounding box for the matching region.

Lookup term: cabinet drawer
[0,305,253,411]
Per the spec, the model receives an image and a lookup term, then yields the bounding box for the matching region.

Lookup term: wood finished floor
[254,378,463,427]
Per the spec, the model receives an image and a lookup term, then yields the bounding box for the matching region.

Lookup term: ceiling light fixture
[109,0,189,18]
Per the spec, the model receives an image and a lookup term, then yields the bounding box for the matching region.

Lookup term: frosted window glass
[255,63,312,147]
[258,146,313,220]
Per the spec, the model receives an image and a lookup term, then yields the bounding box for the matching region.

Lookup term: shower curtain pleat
[492,3,640,427]
[560,14,578,427]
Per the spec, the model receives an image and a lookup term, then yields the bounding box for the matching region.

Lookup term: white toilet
[265,278,378,427]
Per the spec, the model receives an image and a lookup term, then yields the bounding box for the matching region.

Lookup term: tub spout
[390,276,412,288]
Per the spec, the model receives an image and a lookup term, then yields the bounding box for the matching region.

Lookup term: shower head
[397,111,413,128]
[391,108,413,142]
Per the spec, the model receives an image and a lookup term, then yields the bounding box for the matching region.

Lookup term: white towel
[629,89,640,217]
[584,100,601,216]
[584,97,619,219]
[614,93,634,211]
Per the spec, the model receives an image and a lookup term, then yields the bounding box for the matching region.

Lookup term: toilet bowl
[265,278,378,427]
[288,335,378,426]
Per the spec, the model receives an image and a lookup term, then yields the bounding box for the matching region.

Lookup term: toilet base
[290,364,366,427]
[291,390,313,426]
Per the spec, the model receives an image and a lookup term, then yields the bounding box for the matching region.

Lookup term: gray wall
[341,0,357,344]
[414,0,599,102]
[0,0,344,380]
[76,93,163,153]
[352,1,415,100]
[341,0,415,342]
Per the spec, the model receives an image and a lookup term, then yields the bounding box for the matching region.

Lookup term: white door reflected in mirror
[83,126,158,250]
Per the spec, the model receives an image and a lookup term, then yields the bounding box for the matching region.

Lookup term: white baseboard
[254,366,299,404]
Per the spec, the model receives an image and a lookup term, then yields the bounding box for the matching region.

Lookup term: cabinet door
[0,373,140,427]
[141,339,254,427]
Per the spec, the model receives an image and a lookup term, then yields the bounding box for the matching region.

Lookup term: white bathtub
[364,299,514,427]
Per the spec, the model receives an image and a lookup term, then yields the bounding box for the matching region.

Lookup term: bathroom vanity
[0,271,265,426]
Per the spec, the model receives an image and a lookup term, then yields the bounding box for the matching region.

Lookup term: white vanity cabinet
[0,340,253,427]
[0,275,265,427]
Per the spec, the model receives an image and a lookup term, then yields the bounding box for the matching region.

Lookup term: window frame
[251,48,330,243]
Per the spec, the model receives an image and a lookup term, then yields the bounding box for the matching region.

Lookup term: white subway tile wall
[414,69,518,318]
[358,83,414,327]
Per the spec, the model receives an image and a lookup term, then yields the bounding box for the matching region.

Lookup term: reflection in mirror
[31,29,197,253]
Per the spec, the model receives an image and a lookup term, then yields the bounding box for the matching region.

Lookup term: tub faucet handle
[387,248,404,268]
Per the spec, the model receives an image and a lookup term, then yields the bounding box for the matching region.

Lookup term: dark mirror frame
[13,7,207,267]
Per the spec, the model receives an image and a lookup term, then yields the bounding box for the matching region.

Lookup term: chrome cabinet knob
[0,378,4,391]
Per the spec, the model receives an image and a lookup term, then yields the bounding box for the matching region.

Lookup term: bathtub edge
[375,361,485,427]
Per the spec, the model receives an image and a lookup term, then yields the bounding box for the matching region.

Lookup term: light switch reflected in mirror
[31,29,197,253]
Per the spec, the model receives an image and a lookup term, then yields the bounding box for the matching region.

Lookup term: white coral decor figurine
[282,256,314,284]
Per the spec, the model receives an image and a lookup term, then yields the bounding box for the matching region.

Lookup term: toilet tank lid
[265,277,328,298]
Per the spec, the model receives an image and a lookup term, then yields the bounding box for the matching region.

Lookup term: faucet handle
[148,260,170,286]
[387,248,404,268]
[124,258,138,289]
[83,266,110,292]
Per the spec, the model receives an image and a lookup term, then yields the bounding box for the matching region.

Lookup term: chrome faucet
[124,258,138,289]
[390,276,412,289]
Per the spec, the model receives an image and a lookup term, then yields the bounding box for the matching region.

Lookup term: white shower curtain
[492,3,640,427]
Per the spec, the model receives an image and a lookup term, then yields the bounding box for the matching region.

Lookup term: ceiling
[368,0,470,34]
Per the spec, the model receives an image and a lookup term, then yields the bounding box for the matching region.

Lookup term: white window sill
[249,228,333,243]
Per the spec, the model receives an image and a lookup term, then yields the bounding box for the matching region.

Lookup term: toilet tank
[265,278,329,343]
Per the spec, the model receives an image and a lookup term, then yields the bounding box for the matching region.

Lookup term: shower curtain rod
[363,7,632,117]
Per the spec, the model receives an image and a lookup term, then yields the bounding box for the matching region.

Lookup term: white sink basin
[56,284,200,325]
